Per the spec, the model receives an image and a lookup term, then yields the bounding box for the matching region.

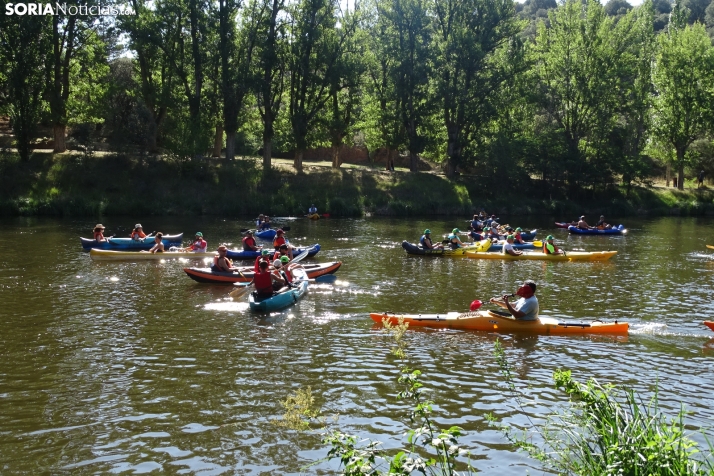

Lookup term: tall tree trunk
[225,130,236,160]
[677,148,685,190]
[666,163,670,187]
[263,138,272,171]
[294,148,304,173]
[445,125,460,178]
[331,144,340,168]
[53,123,66,152]
[410,151,418,172]
[212,124,223,157]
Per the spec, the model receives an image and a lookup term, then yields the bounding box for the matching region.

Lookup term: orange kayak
[370,310,629,335]
[704,321,714,332]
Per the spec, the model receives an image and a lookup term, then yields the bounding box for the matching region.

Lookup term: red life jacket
[273,236,286,248]
[242,236,256,248]
[94,231,104,240]
[254,271,273,294]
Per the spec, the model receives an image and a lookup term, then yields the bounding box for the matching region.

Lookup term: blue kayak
[568,225,626,235]
[249,269,309,313]
[226,244,320,260]
[255,229,277,240]
[80,233,184,251]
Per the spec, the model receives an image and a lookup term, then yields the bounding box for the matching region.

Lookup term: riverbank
[1,150,713,217]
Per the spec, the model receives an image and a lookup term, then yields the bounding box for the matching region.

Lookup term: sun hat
[273,259,282,268]
[261,249,270,256]
[246,229,254,234]
[218,245,227,251]
[516,227,522,232]
[94,224,105,229]
[195,232,203,237]
[580,215,585,219]
[424,229,431,234]
[280,255,290,263]
[546,235,554,240]
[135,224,142,229]
[276,229,284,235]
[452,228,461,234]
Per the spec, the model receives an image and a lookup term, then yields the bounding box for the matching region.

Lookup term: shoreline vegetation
[2,150,714,218]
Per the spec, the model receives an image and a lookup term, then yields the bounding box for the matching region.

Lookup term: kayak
[487,241,537,252]
[466,250,617,261]
[183,261,342,284]
[307,213,320,220]
[90,249,213,261]
[80,233,183,251]
[249,268,309,313]
[704,321,714,332]
[255,229,277,240]
[370,310,629,335]
[402,239,492,256]
[568,225,626,235]
[226,244,320,260]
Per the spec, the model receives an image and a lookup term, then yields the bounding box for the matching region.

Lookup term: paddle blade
[470,300,482,311]
[707,245,714,250]
[292,248,311,263]
[229,283,252,299]
[532,240,542,247]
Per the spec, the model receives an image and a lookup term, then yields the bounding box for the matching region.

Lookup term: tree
[604,0,633,17]
[0,16,51,161]
[652,5,714,189]
[431,0,522,177]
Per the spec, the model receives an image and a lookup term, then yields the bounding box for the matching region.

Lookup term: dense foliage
[2,0,714,191]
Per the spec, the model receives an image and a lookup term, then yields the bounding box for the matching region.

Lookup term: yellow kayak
[90,249,214,261]
[371,310,629,335]
[307,213,320,220]
[465,250,617,261]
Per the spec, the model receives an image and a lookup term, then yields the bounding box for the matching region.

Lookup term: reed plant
[491,340,714,476]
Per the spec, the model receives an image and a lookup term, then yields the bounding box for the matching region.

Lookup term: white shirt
[502,242,515,254]
[514,296,539,321]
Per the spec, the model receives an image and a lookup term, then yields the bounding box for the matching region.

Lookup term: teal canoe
[249,268,309,313]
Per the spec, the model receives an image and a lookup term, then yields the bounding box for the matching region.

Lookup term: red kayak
[704,321,714,332]
[184,261,342,284]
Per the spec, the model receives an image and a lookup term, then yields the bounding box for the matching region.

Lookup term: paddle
[229,281,253,299]
[707,245,714,250]
[291,248,311,263]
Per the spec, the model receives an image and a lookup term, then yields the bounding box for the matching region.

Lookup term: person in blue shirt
[419,229,443,249]
[308,204,318,214]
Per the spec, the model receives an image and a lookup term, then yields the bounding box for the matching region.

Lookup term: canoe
[255,229,277,240]
[183,261,342,284]
[370,310,629,335]
[80,233,183,251]
[307,213,320,220]
[249,269,309,313]
[466,250,617,261]
[90,249,214,261]
[568,225,626,235]
[704,321,714,332]
[402,239,491,256]
[226,244,320,260]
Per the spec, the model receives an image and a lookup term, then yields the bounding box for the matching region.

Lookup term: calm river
[1,215,714,474]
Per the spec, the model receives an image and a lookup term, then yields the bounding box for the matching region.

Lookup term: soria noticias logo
[4,3,136,15]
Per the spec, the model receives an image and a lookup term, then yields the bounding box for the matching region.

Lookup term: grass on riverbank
[2,150,714,217]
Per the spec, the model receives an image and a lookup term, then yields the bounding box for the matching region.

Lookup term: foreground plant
[491,340,714,475]
[274,317,475,474]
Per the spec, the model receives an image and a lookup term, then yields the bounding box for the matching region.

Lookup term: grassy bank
[2,150,714,217]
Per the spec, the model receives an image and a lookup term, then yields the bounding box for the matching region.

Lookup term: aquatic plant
[490,340,714,476]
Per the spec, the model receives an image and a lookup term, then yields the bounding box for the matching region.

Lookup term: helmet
[280,255,290,263]
[506,235,514,240]
[452,228,461,234]
[515,227,522,232]
[424,229,431,234]
[546,235,554,240]
[195,232,203,237]
[261,249,270,256]
[135,224,142,229]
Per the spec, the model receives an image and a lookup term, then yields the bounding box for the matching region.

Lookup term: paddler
[130,224,146,240]
[542,235,564,255]
[185,232,207,252]
[502,235,523,256]
[489,280,539,321]
[420,229,444,249]
[272,229,294,259]
[212,245,239,272]
[577,215,591,230]
[93,224,108,242]
[513,227,525,244]
[146,233,165,253]
[258,216,272,230]
[272,257,295,286]
[242,230,260,251]
[254,249,272,272]
[308,204,318,215]
[246,260,285,299]
[595,215,611,230]
[447,228,463,249]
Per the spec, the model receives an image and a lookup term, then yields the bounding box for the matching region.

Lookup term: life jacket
[94,231,104,241]
[242,236,256,250]
[190,239,207,252]
[131,231,146,240]
[419,235,431,248]
[273,236,287,248]
[254,271,273,294]
[212,255,231,271]
[543,242,558,254]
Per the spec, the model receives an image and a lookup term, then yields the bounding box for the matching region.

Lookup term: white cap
[273,259,282,268]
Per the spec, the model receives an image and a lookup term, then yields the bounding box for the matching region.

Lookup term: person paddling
[447,228,463,249]
[93,224,108,242]
[212,245,239,272]
[272,229,294,259]
[130,224,146,240]
[308,204,318,215]
[502,235,523,256]
[489,280,539,321]
[577,215,591,230]
[185,232,207,252]
[513,227,525,244]
[242,230,260,251]
[420,229,444,249]
[247,260,285,300]
[254,249,272,272]
[542,235,564,255]
[595,215,611,230]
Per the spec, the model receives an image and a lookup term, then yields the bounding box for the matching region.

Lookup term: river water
[1,215,714,474]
